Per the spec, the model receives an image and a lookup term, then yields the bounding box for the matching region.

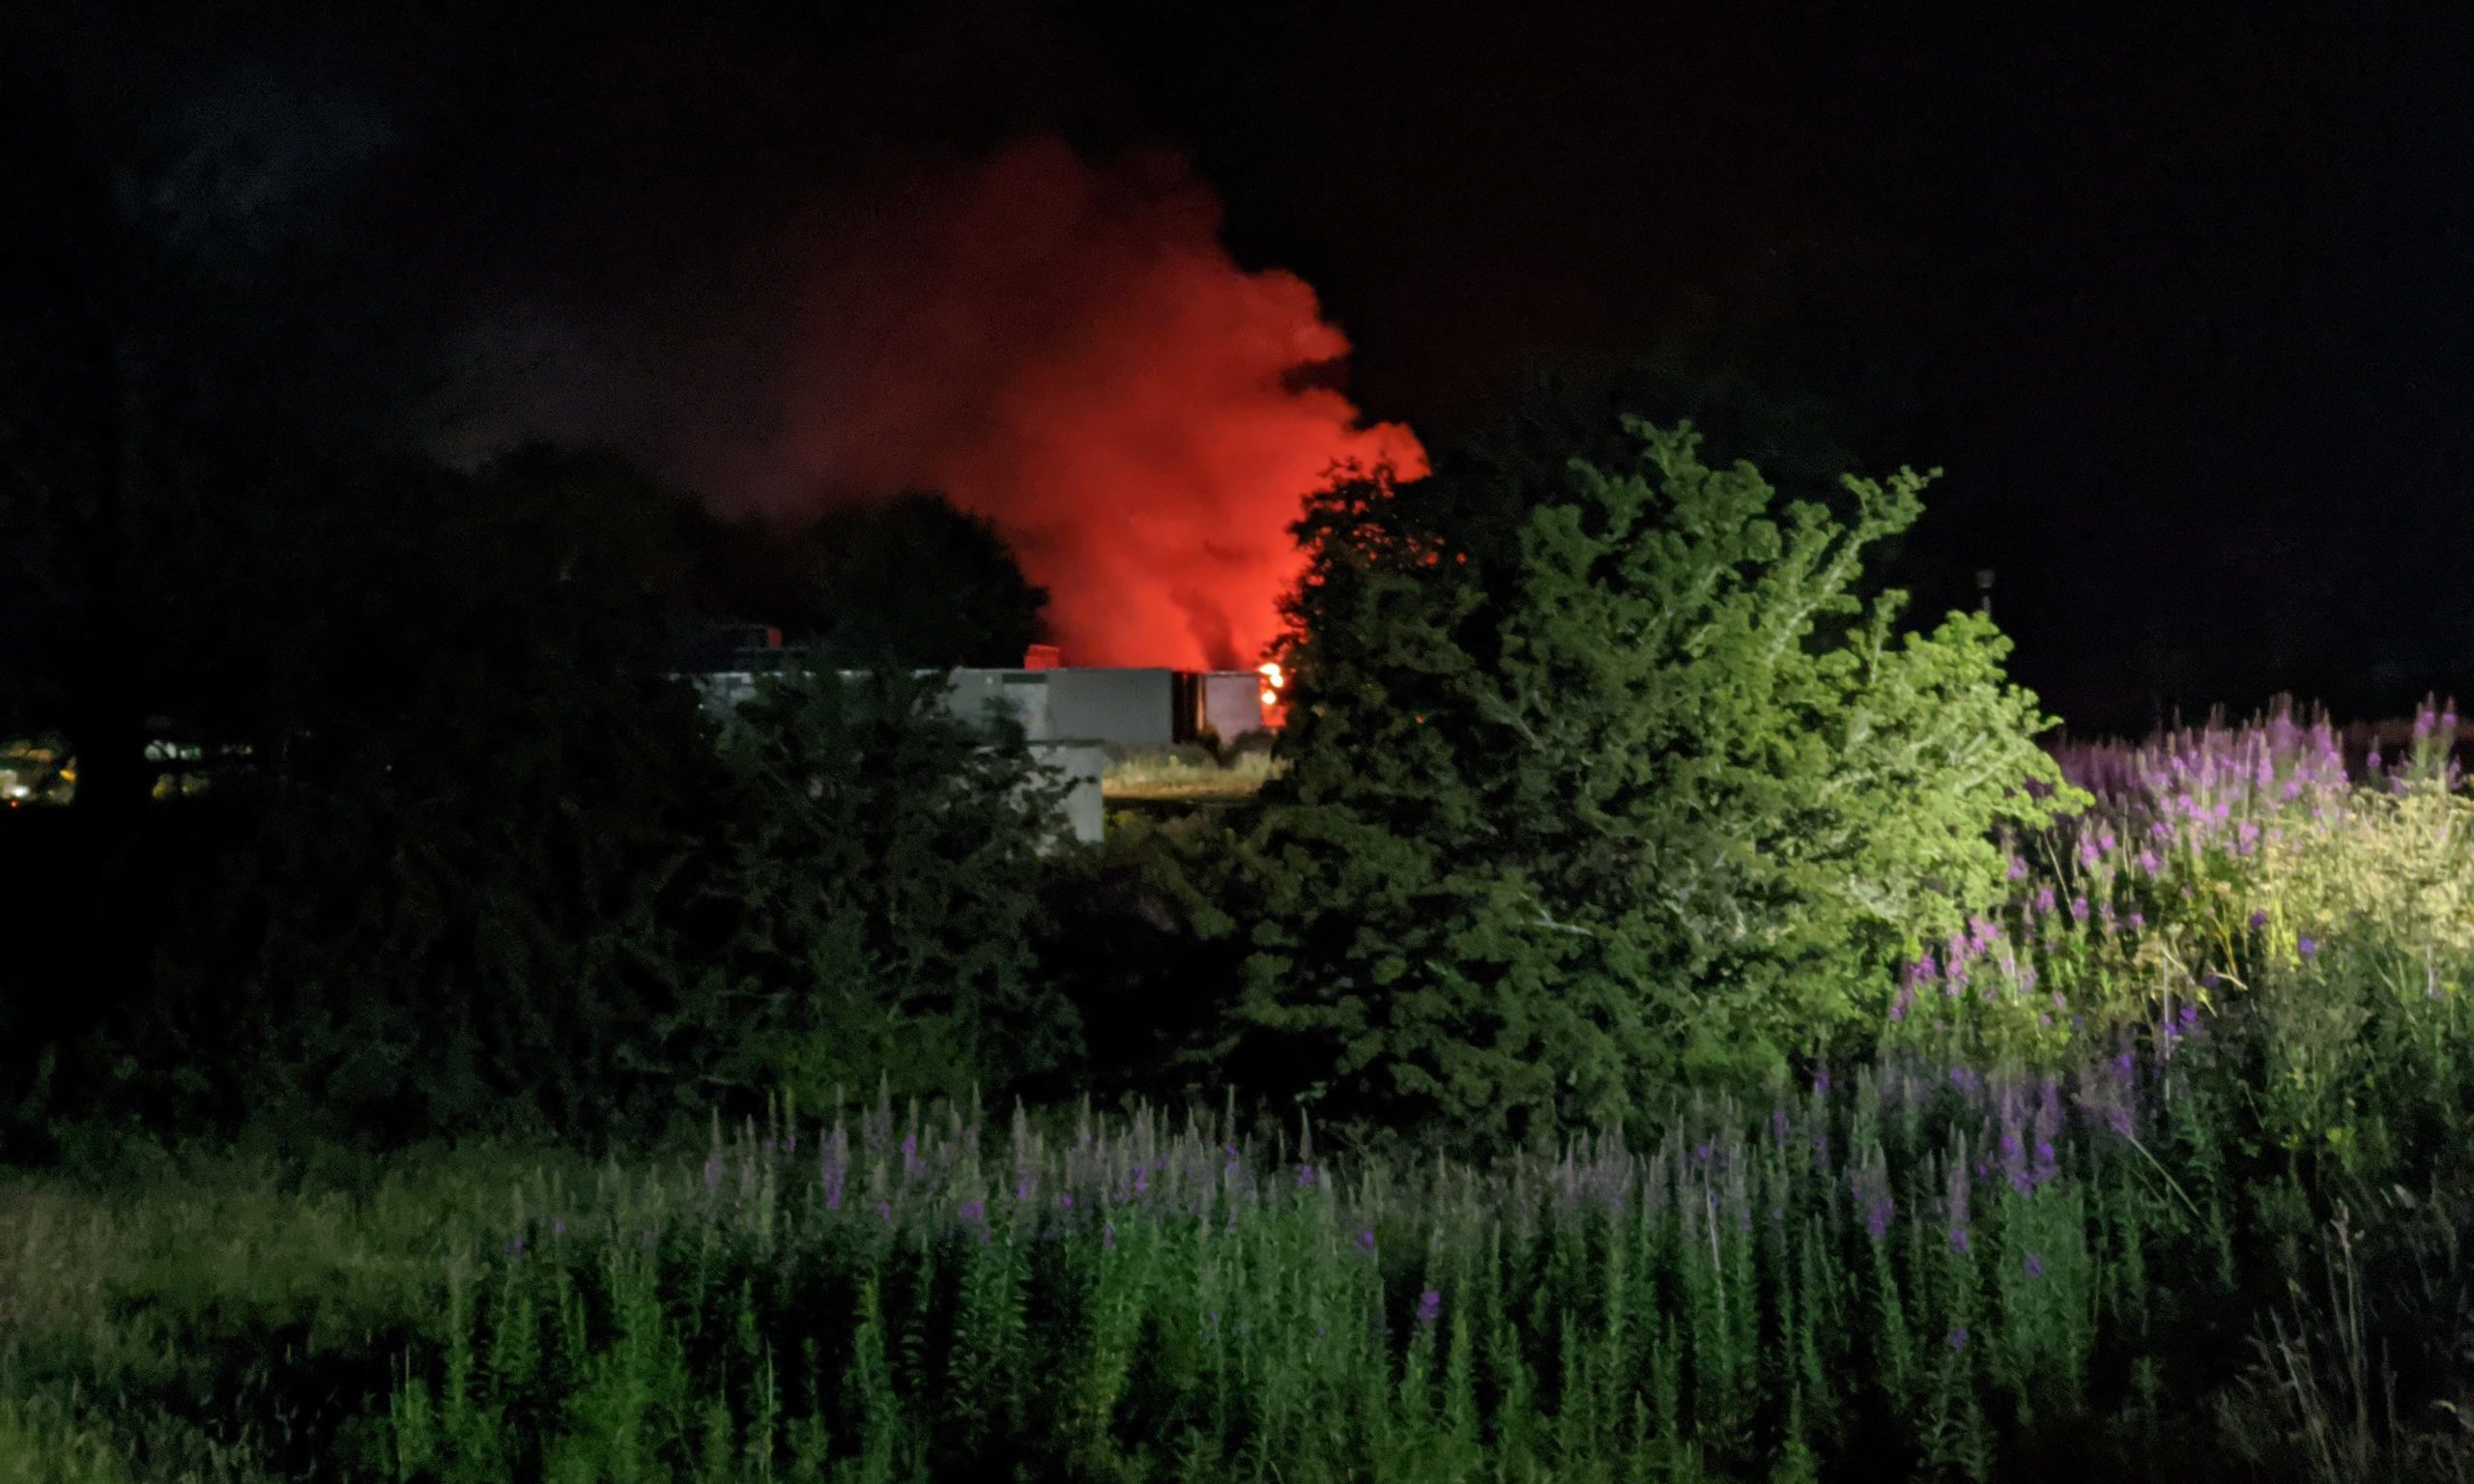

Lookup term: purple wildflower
[2024,1252,2044,1279]
[2251,909,2269,931]
[1357,1226,1377,1256]
[2034,885,2057,916]
[2006,855,2028,882]
[1947,1326,1970,1354]
[1297,1162,1316,1187]
[2000,1130,2029,1196]
[1103,1223,1116,1252]
[2070,896,2090,923]
[958,1198,986,1225]
[2298,935,2318,959]
[1997,1082,2030,1194]
[1850,1156,1893,1241]
[1946,1154,1972,1255]
[1415,1289,1443,1327]
[552,1218,566,1238]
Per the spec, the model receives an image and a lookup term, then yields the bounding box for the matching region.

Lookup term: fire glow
[760,137,1426,673]
[1257,659,1286,727]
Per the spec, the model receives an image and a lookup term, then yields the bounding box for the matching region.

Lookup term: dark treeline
[0,43,2057,1167]
[0,435,1113,1156]
[0,75,1108,1157]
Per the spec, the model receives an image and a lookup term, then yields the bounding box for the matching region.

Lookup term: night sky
[14,1,2474,733]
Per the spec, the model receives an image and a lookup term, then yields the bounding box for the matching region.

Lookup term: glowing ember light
[1257,659,1285,714]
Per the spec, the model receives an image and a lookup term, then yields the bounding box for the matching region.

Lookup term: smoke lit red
[761,137,1425,671]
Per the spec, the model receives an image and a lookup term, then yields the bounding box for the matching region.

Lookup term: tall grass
[369,1059,2282,1483]
[10,701,2474,1480]
[1101,747,1279,803]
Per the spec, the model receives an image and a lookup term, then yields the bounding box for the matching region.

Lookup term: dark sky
[15,0,2474,733]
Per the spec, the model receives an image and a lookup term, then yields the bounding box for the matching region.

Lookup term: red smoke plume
[763,137,1425,671]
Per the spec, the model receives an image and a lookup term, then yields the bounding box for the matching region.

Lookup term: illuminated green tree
[1229,416,2078,1145]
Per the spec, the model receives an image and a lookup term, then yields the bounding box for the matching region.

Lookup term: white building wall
[1198,671,1266,741]
[689,667,1154,843]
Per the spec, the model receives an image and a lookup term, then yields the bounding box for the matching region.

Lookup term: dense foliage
[12,255,2474,1477]
[12,706,2474,1483]
[791,492,1052,670]
[676,669,1079,1113]
[1229,418,2076,1143]
[0,450,1081,1156]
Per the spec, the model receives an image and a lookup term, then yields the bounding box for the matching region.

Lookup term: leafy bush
[45,452,728,1152]
[673,669,1080,1119]
[1229,416,2075,1145]
[1927,703,2474,1175]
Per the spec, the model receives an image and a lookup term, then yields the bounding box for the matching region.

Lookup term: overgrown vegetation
[13,402,2474,1480]
[1224,418,2074,1144]
[1100,745,1279,803]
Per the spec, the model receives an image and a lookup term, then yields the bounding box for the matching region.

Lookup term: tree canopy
[790,492,1050,670]
[1226,416,2078,1146]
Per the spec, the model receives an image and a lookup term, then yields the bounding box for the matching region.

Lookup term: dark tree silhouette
[791,492,1050,670]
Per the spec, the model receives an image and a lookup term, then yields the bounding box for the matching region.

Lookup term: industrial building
[683,627,1274,843]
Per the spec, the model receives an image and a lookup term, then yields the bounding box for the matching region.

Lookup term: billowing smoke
[757,136,1425,671]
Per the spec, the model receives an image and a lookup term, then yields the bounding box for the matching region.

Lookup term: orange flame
[1257,658,1287,726]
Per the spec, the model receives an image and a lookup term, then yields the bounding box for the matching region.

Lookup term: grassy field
[0,1072,2465,1482]
[1100,747,1279,803]
[9,707,2474,1481]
